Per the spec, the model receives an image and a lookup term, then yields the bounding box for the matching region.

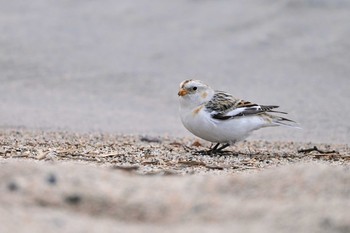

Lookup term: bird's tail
[270,115,301,129]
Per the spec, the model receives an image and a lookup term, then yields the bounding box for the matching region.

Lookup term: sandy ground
[1,1,350,232]
[0,130,349,233]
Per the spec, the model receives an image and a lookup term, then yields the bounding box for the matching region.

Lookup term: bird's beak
[178,88,188,96]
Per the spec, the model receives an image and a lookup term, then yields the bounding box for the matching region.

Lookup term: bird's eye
[192,87,197,91]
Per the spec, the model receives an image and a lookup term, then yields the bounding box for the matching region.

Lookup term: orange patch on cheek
[201,92,208,99]
[192,106,203,116]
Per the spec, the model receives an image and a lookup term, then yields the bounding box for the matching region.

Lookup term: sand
[0,130,349,233]
[1,1,350,232]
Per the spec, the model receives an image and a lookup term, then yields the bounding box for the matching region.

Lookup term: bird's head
[178,79,214,107]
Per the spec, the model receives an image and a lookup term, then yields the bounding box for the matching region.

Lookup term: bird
[178,79,299,154]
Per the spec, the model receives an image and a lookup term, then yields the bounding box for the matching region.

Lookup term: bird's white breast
[180,104,268,143]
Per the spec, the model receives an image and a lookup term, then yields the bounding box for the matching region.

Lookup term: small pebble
[46,173,57,185]
[7,181,19,192]
[64,194,82,205]
[140,136,162,143]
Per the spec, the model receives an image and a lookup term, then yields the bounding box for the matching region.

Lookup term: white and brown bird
[178,79,299,154]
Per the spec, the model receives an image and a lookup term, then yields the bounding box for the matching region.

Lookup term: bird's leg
[215,143,230,152]
[196,143,220,155]
[210,143,220,152]
[206,143,230,155]
[194,143,220,155]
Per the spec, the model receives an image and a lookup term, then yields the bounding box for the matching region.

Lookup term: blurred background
[0,0,349,143]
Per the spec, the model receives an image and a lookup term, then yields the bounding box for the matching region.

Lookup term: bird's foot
[184,143,235,156]
[196,143,231,156]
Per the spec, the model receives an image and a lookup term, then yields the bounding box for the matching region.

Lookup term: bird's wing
[206,91,288,120]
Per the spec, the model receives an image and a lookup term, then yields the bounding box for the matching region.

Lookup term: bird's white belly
[181,108,266,143]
